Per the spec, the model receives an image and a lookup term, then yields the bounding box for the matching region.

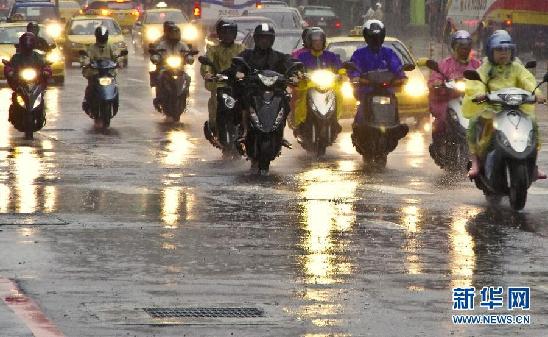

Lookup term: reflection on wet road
[0,52,547,337]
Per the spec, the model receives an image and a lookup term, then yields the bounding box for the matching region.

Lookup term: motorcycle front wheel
[101,102,112,128]
[508,161,529,211]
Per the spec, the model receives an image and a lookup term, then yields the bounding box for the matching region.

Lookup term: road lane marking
[0,277,66,337]
[127,78,146,83]
[529,187,548,195]
[363,184,432,195]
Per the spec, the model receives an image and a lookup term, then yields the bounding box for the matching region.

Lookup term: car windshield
[69,19,122,35]
[60,1,80,9]
[257,12,299,29]
[145,11,187,24]
[88,1,135,10]
[327,41,414,65]
[303,8,335,17]
[272,33,301,53]
[234,20,270,33]
[0,25,51,43]
[12,6,57,21]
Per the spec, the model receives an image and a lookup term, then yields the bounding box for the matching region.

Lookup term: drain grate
[143,307,264,318]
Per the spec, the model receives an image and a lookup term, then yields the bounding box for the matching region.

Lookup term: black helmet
[300,27,311,45]
[166,25,181,42]
[304,27,326,50]
[363,19,385,50]
[253,23,275,51]
[26,22,40,36]
[163,20,175,34]
[215,19,237,44]
[95,26,109,44]
[19,32,36,55]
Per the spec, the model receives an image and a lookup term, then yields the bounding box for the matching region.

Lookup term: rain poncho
[82,43,117,78]
[463,60,541,155]
[428,55,480,135]
[292,50,344,128]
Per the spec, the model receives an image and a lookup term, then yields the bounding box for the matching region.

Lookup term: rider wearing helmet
[82,26,119,125]
[26,22,50,52]
[150,23,194,114]
[291,27,316,58]
[463,30,546,179]
[293,27,343,136]
[349,20,406,125]
[201,19,245,137]
[428,30,480,138]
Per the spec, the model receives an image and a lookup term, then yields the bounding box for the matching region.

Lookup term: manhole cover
[0,214,67,226]
[143,307,264,318]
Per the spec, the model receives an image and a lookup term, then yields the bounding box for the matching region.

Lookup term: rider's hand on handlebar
[472,95,487,103]
[236,71,245,80]
[204,73,214,81]
[536,94,547,104]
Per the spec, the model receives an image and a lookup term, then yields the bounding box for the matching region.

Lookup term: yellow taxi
[0,22,65,84]
[326,35,430,126]
[131,4,201,53]
[58,0,81,21]
[64,15,128,66]
[83,0,139,30]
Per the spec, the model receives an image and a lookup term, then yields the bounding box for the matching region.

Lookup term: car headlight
[99,77,112,86]
[16,95,25,107]
[404,78,428,97]
[146,28,162,42]
[182,25,199,41]
[310,69,336,90]
[46,23,62,39]
[258,73,278,87]
[166,56,182,68]
[20,68,37,81]
[341,81,354,99]
[46,50,62,63]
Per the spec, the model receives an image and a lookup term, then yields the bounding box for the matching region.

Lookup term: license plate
[373,96,391,105]
[317,21,327,26]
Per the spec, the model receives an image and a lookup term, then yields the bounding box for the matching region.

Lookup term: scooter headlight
[166,56,182,69]
[404,78,428,97]
[341,80,354,99]
[222,93,236,109]
[20,68,37,81]
[501,94,524,106]
[258,73,278,87]
[454,80,466,92]
[310,69,336,90]
[99,77,112,86]
[16,95,25,107]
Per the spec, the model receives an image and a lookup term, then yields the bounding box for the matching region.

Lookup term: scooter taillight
[382,82,389,88]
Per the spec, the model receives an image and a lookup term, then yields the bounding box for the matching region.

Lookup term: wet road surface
[0,49,547,337]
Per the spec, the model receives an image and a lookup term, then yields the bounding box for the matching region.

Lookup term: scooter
[150,47,198,122]
[80,50,128,128]
[344,62,413,169]
[426,59,469,171]
[198,55,241,159]
[464,69,548,210]
[3,60,48,140]
[234,57,303,175]
[296,69,344,157]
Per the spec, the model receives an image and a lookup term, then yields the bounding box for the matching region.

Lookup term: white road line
[364,184,432,195]
[127,78,146,83]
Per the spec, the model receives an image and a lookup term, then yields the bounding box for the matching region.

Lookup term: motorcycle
[464,69,548,210]
[344,62,413,169]
[2,59,48,140]
[150,46,198,122]
[425,59,469,172]
[295,69,345,157]
[198,55,241,159]
[234,57,303,175]
[80,50,128,128]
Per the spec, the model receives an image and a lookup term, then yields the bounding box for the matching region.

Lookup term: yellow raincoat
[463,60,541,156]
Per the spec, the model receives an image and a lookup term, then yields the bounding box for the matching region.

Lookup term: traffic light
[193,1,201,18]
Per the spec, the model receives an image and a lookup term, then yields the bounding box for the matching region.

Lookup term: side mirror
[416,57,428,67]
[402,64,415,72]
[49,43,56,50]
[198,56,213,66]
[525,60,537,69]
[119,49,128,57]
[543,72,548,84]
[463,69,482,81]
[425,59,439,72]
